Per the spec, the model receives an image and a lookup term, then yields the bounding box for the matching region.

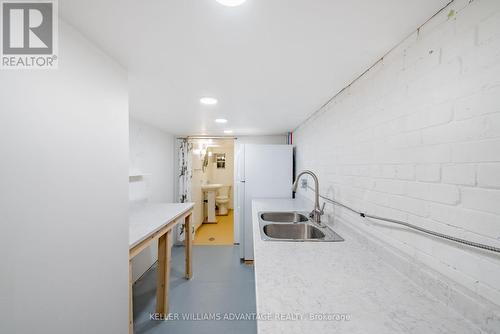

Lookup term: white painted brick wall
[416,164,441,182]
[462,187,500,215]
[294,0,500,307]
[442,164,476,185]
[477,163,500,188]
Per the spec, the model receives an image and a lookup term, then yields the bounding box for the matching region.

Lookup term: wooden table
[128,202,195,334]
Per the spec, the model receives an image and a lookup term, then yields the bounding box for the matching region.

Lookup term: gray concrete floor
[133,246,257,334]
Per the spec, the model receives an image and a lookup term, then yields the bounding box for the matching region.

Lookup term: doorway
[187,138,235,245]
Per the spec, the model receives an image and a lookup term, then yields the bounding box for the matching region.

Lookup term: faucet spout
[292,170,324,225]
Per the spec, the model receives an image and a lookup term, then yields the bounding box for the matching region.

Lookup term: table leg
[156,230,172,315]
[185,213,193,279]
[129,259,133,334]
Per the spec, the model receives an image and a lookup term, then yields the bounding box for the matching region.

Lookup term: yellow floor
[194,210,234,245]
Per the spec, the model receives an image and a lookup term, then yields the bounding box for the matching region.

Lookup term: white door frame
[233,141,243,246]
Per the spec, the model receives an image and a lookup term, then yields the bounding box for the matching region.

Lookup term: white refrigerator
[235,144,293,260]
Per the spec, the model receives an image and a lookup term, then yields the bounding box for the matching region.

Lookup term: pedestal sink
[201,184,223,223]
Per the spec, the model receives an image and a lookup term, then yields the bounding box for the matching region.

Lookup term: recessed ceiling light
[215,118,228,124]
[224,130,233,134]
[216,0,246,7]
[200,97,218,105]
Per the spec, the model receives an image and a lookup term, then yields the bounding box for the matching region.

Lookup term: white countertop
[129,202,194,248]
[252,199,479,334]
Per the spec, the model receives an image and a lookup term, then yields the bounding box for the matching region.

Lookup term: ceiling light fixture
[200,97,218,105]
[216,0,246,7]
[215,118,228,124]
[224,130,233,134]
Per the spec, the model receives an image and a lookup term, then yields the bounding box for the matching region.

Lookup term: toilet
[215,185,231,215]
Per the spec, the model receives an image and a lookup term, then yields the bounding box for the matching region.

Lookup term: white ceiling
[60,0,449,136]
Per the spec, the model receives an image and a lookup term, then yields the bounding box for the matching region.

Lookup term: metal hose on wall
[305,185,500,254]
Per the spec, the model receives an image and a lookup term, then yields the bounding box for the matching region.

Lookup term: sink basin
[260,212,308,223]
[201,183,223,191]
[258,211,344,242]
[263,223,325,240]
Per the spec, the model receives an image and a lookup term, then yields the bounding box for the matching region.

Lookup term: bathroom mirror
[215,153,226,169]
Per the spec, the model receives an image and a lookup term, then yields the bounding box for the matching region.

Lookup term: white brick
[392,196,429,217]
[454,85,500,120]
[477,9,500,45]
[365,190,391,208]
[387,132,422,148]
[440,24,476,65]
[455,0,500,34]
[293,0,500,308]
[406,61,462,106]
[461,39,500,78]
[421,117,489,145]
[412,145,452,164]
[458,56,500,94]
[403,103,453,132]
[442,164,476,185]
[477,163,500,188]
[364,200,409,222]
[461,187,500,215]
[416,164,441,182]
[379,165,397,179]
[373,120,401,139]
[373,179,407,195]
[378,164,415,180]
[485,112,500,139]
[452,139,500,162]
[429,203,500,240]
[351,176,374,190]
[407,182,460,205]
[477,282,500,309]
[394,164,415,180]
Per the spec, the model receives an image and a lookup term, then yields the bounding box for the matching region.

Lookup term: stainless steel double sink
[259,211,344,242]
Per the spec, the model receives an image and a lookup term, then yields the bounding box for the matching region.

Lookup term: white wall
[129,118,175,281]
[129,118,175,202]
[0,20,129,334]
[294,0,500,307]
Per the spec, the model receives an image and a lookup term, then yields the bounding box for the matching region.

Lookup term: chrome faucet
[292,170,325,226]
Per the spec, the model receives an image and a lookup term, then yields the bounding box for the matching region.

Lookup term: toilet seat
[216,196,229,202]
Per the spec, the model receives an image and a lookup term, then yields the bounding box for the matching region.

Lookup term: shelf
[129,173,151,180]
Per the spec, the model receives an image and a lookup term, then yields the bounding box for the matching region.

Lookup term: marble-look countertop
[252,199,480,334]
[129,202,194,248]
